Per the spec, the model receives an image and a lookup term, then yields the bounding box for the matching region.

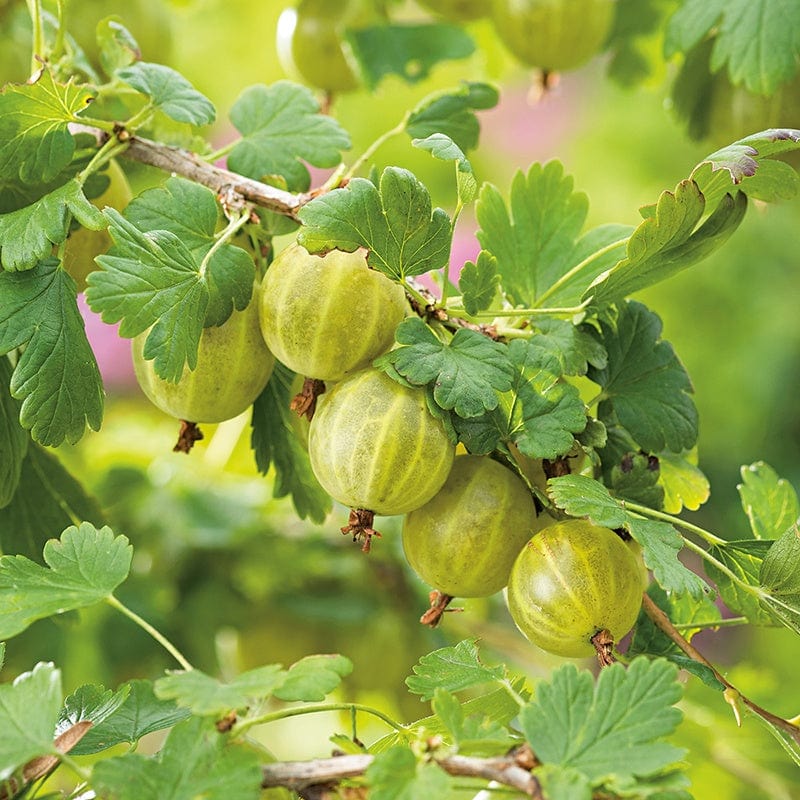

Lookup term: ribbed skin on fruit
[308,369,455,515]
[260,243,406,381]
[491,0,615,72]
[403,455,550,597]
[506,520,643,658]
[133,292,275,423]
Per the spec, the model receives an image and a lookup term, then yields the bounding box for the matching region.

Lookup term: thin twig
[641,593,800,745]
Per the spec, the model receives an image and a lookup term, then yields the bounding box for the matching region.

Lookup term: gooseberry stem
[344,118,409,181]
[105,595,194,671]
[199,210,252,277]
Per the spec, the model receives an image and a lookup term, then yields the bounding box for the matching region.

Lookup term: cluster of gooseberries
[125,231,645,660]
[274,0,618,96]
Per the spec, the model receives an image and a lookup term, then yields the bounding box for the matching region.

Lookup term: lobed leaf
[412,133,477,204]
[366,745,451,800]
[738,461,800,540]
[431,688,515,756]
[588,301,698,454]
[0,662,63,781]
[0,355,27,508]
[458,250,499,315]
[0,441,105,561]
[529,318,608,377]
[297,167,451,280]
[347,22,474,88]
[117,62,216,126]
[249,363,332,523]
[658,450,710,514]
[0,260,104,445]
[0,178,105,272]
[0,69,95,183]
[406,81,499,153]
[91,716,262,800]
[548,474,710,598]
[476,161,589,308]
[273,654,353,702]
[0,523,132,639]
[70,679,190,756]
[453,340,587,461]
[155,665,285,716]
[375,317,515,418]
[56,683,132,741]
[521,659,685,784]
[405,639,505,701]
[228,81,350,191]
[759,526,800,633]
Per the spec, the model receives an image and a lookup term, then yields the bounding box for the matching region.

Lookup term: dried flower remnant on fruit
[173,420,204,454]
[341,508,381,553]
[290,377,326,420]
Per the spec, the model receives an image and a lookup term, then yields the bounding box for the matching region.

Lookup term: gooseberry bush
[1,1,800,799]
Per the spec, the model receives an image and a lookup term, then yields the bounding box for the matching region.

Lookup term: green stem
[76,138,130,184]
[448,303,588,320]
[123,102,156,134]
[237,702,408,738]
[70,115,118,133]
[55,751,91,784]
[343,117,409,181]
[533,236,629,308]
[624,502,726,546]
[679,537,765,601]
[199,210,252,277]
[501,678,527,708]
[27,0,44,75]
[673,616,748,631]
[105,595,194,671]
[204,140,237,163]
[52,0,66,60]
[404,280,433,309]
[440,193,465,307]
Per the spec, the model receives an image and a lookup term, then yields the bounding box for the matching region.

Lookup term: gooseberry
[132,286,275,424]
[259,242,407,382]
[403,455,550,598]
[491,0,616,73]
[307,368,455,516]
[276,0,361,94]
[63,159,133,293]
[506,519,644,658]
[416,0,487,22]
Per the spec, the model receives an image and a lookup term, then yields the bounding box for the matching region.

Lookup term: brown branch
[641,592,800,745]
[69,124,307,219]
[260,750,543,797]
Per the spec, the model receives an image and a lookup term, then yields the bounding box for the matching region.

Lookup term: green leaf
[605,0,672,88]
[453,340,587,460]
[228,82,351,191]
[155,665,285,716]
[0,69,95,183]
[406,81,499,153]
[0,522,132,639]
[375,317,514,418]
[537,765,592,800]
[0,178,105,271]
[96,17,140,75]
[548,474,710,598]
[431,688,515,756]
[70,679,191,755]
[759,525,800,633]
[588,301,698,454]
[297,167,451,280]
[250,363,332,523]
[405,639,505,702]
[0,442,105,561]
[347,23,474,89]
[0,260,104,445]
[609,452,665,509]
[116,62,216,126]
[658,450,710,514]
[0,356,27,508]
[529,318,608,377]
[520,659,684,783]
[365,745,451,800]
[56,682,132,739]
[411,133,477,203]
[87,208,209,382]
[665,0,800,94]
[584,184,748,307]
[0,662,63,781]
[459,251,499,315]
[706,539,775,624]
[272,654,353,702]
[122,178,255,327]
[738,461,799,540]
[476,161,589,307]
[91,716,262,800]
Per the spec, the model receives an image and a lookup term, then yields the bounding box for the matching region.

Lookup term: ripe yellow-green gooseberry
[416,0,487,22]
[491,0,616,73]
[276,0,362,94]
[307,368,455,516]
[132,287,275,424]
[259,242,407,382]
[63,159,133,293]
[506,518,644,658]
[403,455,553,599]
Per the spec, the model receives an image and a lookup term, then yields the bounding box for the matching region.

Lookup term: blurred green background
[1,0,799,796]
